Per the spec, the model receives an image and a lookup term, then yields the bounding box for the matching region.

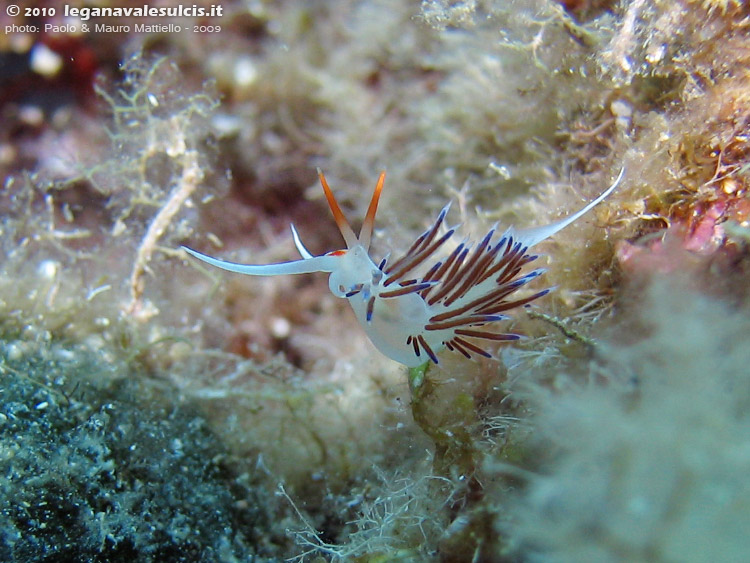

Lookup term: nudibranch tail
[317,168,359,249]
[513,167,625,248]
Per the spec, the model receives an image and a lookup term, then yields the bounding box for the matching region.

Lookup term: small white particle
[37,260,59,280]
[6,342,24,361]
[234,56,257,88]
[30,43,63,77]
[270,316,291,339]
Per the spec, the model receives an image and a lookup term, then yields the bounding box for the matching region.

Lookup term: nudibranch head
[183,168,623,367]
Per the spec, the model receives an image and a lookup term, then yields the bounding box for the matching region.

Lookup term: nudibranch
[183,168,623,368]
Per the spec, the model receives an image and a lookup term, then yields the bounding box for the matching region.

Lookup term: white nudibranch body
[183,168,623,367]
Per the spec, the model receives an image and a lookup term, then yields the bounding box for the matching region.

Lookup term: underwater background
[1,0,749,560]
